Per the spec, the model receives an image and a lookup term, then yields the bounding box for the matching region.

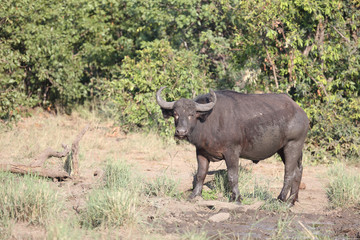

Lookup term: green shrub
[1,0,359,164]
[103,39,212,135]
[305,97,360,163]
[0,0,88,116]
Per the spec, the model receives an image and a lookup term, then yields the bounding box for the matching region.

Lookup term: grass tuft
[211,167,273,204]
[47,219,86,240]
[0,172,62,225]
[202,189,218,200]
[104,160,137,190]
[145,174,181,198]
[181,230,209,240]
[0,215,12,240]
[81,189,138,229]
[326,163,360,208]
[270,214,294,240]
[81,160,140,229]
[260,199,291,213]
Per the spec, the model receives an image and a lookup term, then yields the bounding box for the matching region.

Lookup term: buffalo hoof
[229,194,242,203]
[188,195,202,202]
[276,196,295,207]
[277,194,286,202]
[188,191,202,200]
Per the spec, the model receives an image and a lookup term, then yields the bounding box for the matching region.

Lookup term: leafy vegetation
[1,0,359,161]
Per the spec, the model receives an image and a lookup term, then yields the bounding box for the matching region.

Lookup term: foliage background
[1,0,359,163]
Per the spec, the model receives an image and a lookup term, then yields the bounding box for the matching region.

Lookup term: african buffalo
[156,87,309,204]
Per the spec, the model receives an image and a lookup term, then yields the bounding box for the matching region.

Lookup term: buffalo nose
[175,128,188,136]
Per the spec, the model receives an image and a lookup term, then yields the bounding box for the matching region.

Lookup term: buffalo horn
[195,89,217,112]
[156,87,175,109]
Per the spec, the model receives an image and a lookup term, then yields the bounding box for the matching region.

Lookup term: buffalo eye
[174,113,179,120]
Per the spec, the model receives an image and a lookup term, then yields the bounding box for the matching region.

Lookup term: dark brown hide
[156,88,309,204]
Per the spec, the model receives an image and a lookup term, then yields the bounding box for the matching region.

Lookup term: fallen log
[0,125,89,180]
[0,164,71,180]
[30,144,71,167]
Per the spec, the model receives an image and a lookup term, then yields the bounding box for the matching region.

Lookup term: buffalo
[156,87,309,204]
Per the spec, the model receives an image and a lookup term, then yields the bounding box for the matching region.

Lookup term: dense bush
[1,0,359,163]
[103,39,212,134]
[305,97,360,162]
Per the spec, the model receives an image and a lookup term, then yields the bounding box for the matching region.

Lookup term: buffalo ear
[196,110,212,122]
[161,108,174,119]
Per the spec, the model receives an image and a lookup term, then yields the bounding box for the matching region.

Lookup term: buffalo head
[156,87,217,139]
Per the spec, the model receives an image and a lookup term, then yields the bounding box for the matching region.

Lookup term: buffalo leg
[289,153,303,204]
[190,151,209,199]
[224,150,241,202]
[277,141,304,204]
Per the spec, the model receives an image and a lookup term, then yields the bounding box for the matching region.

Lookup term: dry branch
[30,144,70,167]
[265,47,279,88]
[0,125,90,180]
[71,125,90,177]
[298,221,315,240]
[304,69,329,98]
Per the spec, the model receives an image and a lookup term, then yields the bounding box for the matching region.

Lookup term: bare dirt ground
[136,143,360,239]
[1,112,359,239]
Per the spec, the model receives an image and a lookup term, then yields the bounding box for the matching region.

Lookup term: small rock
[198,200,242,211]
[94,169,104,177]
[299,182,306,190]
[209,212,230,222]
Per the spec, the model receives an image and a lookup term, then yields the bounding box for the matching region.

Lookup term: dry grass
[0,171,62,225]
[0,110,189,238]
[0,110,182,176]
